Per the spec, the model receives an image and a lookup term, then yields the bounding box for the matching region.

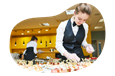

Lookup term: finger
[72,54,80,62]
[87,47,90,51]
[68,55,73,60]
[87,51,91,54]
[76,57,80,62]
[89,47,92,50]
[90,50,93,53]
[89,50,92,53]
[74,55,80,62]
[89,45,94,51]
[72,56,75,60]
[71,54,76,60]
[73,55,77,61]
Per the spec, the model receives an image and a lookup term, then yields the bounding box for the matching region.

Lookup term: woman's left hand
[85,44,95,54]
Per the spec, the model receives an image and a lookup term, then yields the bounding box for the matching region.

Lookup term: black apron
[58,19,85,61]
[24,47,35,64]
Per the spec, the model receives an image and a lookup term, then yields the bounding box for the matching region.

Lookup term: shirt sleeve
[34,42,38,54]
[56,21,67,56]
[82,23,89,48]
[23,50,26,55]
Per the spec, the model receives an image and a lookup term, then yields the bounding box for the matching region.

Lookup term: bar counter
[37,50,59,59]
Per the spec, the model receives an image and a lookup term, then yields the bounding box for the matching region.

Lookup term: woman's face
[74,11,89,25]
[34,40,37,42]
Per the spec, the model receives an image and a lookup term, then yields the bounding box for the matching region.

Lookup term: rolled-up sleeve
[56,22,67,56]
[82,23,88,48]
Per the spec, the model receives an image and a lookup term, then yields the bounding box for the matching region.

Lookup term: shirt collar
[70,16,82,27]
[71,16,74,25]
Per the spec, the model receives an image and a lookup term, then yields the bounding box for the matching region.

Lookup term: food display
[15,58,94,73]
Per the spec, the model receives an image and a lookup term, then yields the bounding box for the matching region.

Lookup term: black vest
[63,19,85,55]
[24,47,35,60]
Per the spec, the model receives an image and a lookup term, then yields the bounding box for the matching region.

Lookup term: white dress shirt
[23,41,38,54]
[56,17,88,56]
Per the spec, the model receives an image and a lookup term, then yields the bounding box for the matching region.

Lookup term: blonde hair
[75,3,91,15]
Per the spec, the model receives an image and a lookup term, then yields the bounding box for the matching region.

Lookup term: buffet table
[15,57,96,73]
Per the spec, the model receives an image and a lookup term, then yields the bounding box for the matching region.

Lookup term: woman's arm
[23,49,26,55]
[82,23,94,53]
[56,22,67,56]
[21,55,24,60]
[34,43,38,54]
[82,23,89,48]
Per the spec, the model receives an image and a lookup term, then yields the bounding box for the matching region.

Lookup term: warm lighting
[27,31,30,33]
[40,23,50,26]
[46,41,47,48]
[38,31,41,33]
[94,26,103,29]
[21,33,24,35]
[15,41,17,46]
[99,19,104,22]
[45,29,48,31]
[23,41,25,45]
[49,39,51,44]
[66,9,75,15]
[40,40,42,44]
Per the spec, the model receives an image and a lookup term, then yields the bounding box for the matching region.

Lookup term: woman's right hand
[63,51,80,62]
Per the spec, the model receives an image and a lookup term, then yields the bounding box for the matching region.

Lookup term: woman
[56,3,94,62]
[23,36,38,64]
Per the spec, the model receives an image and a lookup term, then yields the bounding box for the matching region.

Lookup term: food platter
[14,58,95,73]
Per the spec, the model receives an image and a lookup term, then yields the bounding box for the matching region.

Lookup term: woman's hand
[21,55,24,60]
[85,44,95,54]
[63,51,80,62]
